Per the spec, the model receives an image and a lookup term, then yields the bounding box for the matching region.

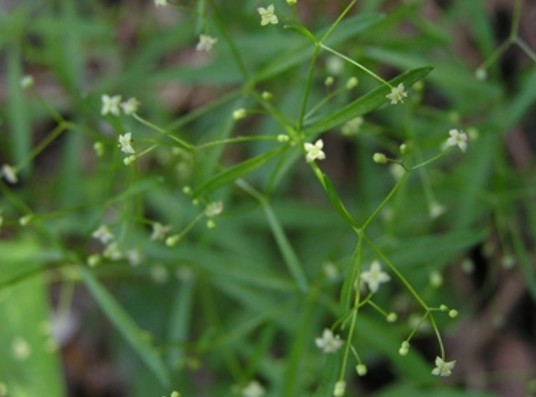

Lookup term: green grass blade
[193,145,286,198]
[80,267,171,387]
[264,205,309,293]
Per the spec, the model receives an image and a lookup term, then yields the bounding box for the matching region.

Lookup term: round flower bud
[262,91,273,100]
[386,312,398,323]
[233,108,246,120]
[356,364,367,376]
[346,77,358,90]
[373,153,387,164]
[449,309,458,318]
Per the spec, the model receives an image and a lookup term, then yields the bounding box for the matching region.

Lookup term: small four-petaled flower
[101,95,122,116]
[361,260,390,293]
[258,4,278,26]
[118,133,135,154]
[431,356,456,377]
[445,129,468,152]
[151,223,171,241]
[196,35,218,52]
[121,97,140,115]
[386,83,408,105]
[92,225,114,244]
[315,328,344,353]
[304,139,326,162]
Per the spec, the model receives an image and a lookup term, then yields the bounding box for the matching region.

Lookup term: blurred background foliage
[1,0,536,396]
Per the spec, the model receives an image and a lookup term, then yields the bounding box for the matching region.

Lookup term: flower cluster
[118,133,136,165]
[101,95,140,116]
[90,225,142,266]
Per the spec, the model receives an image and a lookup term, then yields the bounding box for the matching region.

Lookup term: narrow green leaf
[80,267,171,387]
[264,205,309,293]
[304,66,434,135]
[0,242,65,397]
[108,177,162,205]
[193,145,286,198]
[323,173,359,228]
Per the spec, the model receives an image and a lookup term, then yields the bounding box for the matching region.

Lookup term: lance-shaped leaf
[81,267,171,387]
[304,66,433,135]
[193,145,286,198]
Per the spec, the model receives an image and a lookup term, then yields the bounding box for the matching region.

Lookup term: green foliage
[1,0,535,396]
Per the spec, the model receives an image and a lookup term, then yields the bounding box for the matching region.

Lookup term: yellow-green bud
[373,153,387,164]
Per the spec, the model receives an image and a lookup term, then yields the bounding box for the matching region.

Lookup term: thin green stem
[428,314,446,358]
[405,311,430,343]
[321,44,391,87]
[297,45,321,134]
[410,148,451,170]
[319,0,359,43]
[338,232,364,380]
[195,136,281,150]
[362,171,409,231]
[515,38,536,64]
[16,122,71,171]
[510,0,522,39]
[206,0,249,81]
[363,234,429,310]
[133,114,193,150]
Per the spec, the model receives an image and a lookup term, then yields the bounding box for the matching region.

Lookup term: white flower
[101,94,122,116]
[151,222,171,241]
[258,4,278,26]
[386,83,408,105]
[205,201,223,217]
[92,225,114,244]
[121,98,140,115]
[346,77,358,90]
[360,260,390,293]
[242,380,265,397]
[304,139,326,162]
[431,356,456,377]
[154,0,167,6]
[1,164,18,184]
[118,132,135,154]
[333,380,346,397]
[315,328,344,353]
[196,34,218,52]
[103,242,123,260]
[445,129,468,152]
